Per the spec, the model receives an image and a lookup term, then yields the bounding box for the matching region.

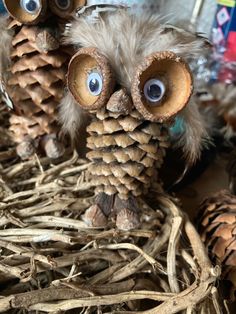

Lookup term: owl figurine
[61,10,208,230]
[0,0,85,159]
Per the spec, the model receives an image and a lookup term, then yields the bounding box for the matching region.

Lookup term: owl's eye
[132,51,193,122]
[20,0,41,14]
[67,47,115,111]
[144,79,166,104]
[87,72,103,96]
[4,0,46,23]
[55,0,71,10]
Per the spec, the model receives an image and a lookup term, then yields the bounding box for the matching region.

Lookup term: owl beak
[106,88,133,114]
[35,29,60,52]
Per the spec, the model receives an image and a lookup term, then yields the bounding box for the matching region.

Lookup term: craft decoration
[60,10,208,230]
[0,8,221,313]
[0,0,85,159]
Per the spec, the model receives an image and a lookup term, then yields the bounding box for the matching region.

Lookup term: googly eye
[144,79,166,105]
[87,72,103,96]
[20,0,41,14]
[55,0,71,10]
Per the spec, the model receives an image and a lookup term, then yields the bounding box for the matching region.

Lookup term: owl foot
[114,196,140,230]
[116,208,140,230]
[16,139,36,160]
[83,204,108,227]
[42,135,65,159]
[83,193,114,228]
[83,194,140,230]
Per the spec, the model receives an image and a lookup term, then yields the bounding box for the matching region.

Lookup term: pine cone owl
[0,0,85,159]
[60,10,208,230]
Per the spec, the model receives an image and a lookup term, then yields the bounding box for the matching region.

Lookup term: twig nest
[0,151,221,314]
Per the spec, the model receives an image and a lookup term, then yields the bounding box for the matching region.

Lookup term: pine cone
[7,21,70,158]
[197,190,236,301]
[87,108,169,200]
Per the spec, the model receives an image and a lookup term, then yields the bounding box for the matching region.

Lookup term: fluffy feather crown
[66,10,208,89]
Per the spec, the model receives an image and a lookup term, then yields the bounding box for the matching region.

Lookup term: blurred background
[164,0,216,35]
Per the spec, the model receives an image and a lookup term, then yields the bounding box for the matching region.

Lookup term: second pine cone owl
[0,0,85,159]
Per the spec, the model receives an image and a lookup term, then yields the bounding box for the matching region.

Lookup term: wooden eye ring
[3,0,48,24]
[132,51,193,122]
[67,47,115,111]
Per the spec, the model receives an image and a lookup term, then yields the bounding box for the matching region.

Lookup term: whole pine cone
[197,190,236,301]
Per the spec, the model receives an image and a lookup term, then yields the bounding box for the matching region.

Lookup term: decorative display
[197,190,236,302]
[0,6,224,314]
[0,0,85,159]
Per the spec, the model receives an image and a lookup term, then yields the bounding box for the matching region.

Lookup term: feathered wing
[0,16,12,76]
[175,99,210,164]
[0,16,14,109]
[59,92,90,150]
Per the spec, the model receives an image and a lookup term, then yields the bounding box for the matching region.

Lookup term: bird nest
[0,125,221,313]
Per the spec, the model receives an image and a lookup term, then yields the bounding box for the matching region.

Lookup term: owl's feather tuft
[177,99,210,164]
[59,92,90,144]
[0,16,13,81]
[63,10,209,163]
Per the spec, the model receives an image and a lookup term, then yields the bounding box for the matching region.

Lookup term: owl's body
[87,107,169,199]
[61,10,209,229]
[1,0,85,159]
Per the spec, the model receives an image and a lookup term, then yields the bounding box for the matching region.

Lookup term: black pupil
[58,0,69,7]
[89,78,99,93]
[148,84,162,100]
[26,0,37,12]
